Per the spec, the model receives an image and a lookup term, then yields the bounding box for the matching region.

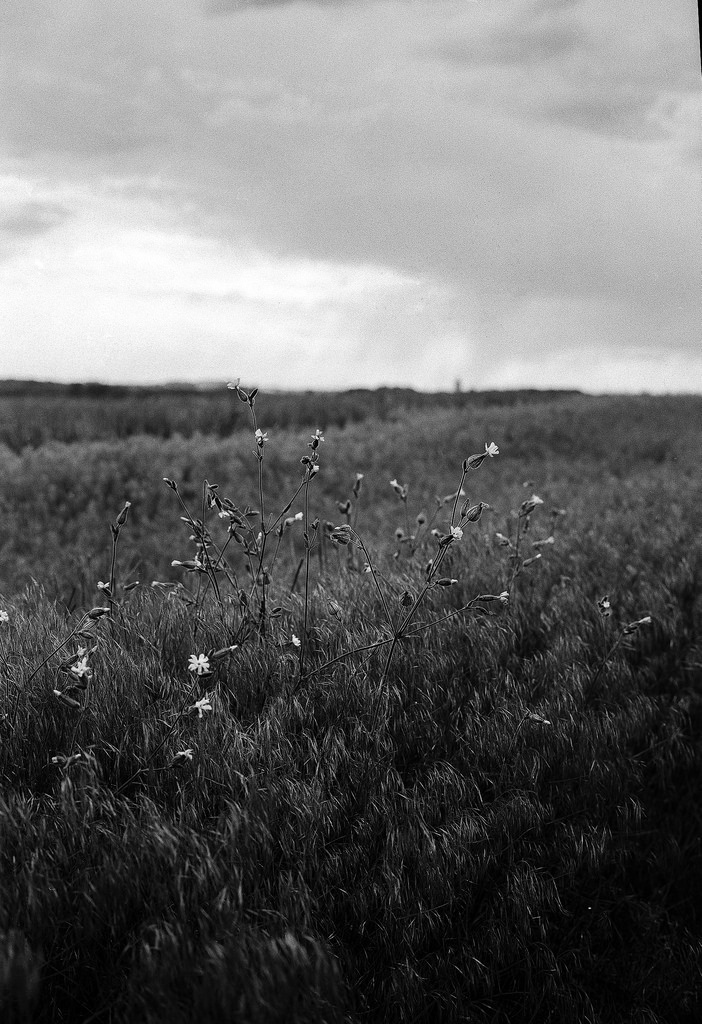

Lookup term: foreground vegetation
[1,387,701,1022]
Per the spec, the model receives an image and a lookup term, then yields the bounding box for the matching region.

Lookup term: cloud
[435,23,581,67]
[0,0,699,391]
[428,0,700,140]
[1,201,71,238]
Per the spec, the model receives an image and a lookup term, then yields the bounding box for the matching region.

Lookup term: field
[1,384,701,1023]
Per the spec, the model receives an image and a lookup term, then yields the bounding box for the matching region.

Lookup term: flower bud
[116,501,132,527]
[87,606,111,620]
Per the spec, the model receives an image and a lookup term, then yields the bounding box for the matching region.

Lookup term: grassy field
[1,385,701,1022]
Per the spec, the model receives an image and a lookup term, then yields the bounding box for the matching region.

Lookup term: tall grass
[0,388,700,1023]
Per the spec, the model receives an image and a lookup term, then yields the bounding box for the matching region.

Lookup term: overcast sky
[1,0,700,391]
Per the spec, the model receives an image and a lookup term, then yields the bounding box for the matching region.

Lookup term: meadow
[0,384,701,1023]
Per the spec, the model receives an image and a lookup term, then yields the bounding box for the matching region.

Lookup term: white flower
[191,696,213,718]
[311,429,325,442]
[389,478,408,499]
[519,494,545,517]
[171,558,203,570]
[485,442,499,457]
[254,428,269,446]
[291,634,301,648]
[0,610,8,623]
[69,657,92,680]
[499,591,510,604]
[188,653,211,676]
[449,526,463,540]
[172,748,195,763]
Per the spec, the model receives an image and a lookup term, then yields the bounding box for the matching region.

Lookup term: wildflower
[495,532,512,547]
[449,525,463,540]
[309,429,325,450]
[227,379,250,402]
[172,748,195,763]
[623,615,653,635]
[96,581,111,592]
[254,428,268,447]
[115,501,132,527]
[527,711,551,725]
[435,578,458,587]
[69,656,92,680]
[171,558,203,571]
[522,553,542,567]
[188,653,211,676]
[210,644,239,662]
[190,696,213,718]
[519,494,544,517]
[476,591,510,603]
[462,502,489,523]
[330,525,352,545]
[532,536,555,548]
[352,473,364,497]
[291,634,301,648]
[0,610,8,623]
[51,752,84,768]
[395,528,405,541]
[389,479,408,500]
[598,595,611,617]
[86,606,111,620]
[464,442,499,470]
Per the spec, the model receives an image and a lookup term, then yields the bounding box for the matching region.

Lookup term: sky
[0,0,700,392]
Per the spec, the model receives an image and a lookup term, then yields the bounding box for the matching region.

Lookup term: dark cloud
[434,23,581,67]
[543,91,662,138]
[206,0,348,11]
[0,201,71,237]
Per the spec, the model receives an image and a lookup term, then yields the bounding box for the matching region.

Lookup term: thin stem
[299,473,312,682]
[115,675,201,796]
